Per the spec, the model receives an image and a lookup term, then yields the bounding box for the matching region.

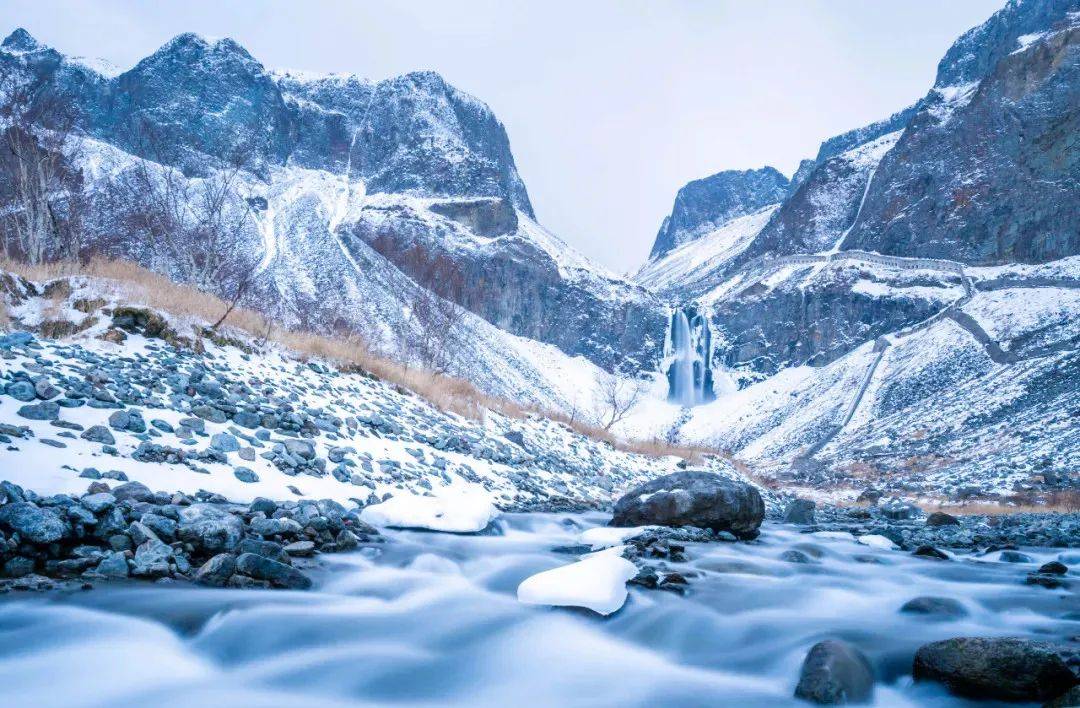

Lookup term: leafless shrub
[106,118,259,324]
[591,370,648,431]
[0,76,86,264]
[400,246,467,374]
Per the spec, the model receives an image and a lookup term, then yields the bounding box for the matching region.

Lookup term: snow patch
[856,534,899,551]
[360,487,498,533]
[635,205,778,293]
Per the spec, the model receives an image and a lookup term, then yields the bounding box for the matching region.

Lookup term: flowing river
[0,513,1076,707]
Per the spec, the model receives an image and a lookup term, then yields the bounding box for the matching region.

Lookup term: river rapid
[0,512,1076,707]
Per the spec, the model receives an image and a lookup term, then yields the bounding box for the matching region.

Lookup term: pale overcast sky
[1,0,1003,273]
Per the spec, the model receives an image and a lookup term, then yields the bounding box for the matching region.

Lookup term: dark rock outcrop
[794,639,875,704]
[610,471,764,539]
[899,596,968,619]
[912,637,1077,702]
[428,198,519,237]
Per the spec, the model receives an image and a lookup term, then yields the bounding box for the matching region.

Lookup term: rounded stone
[794,639,875,704]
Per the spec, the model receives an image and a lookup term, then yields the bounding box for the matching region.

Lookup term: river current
[0,513,1076,707]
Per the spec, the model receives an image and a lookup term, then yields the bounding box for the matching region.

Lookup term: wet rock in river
[912,637,1076,702]
[899,596,967,619]
[194,553,236,587]
[783,498,816,525]
[794,639,875,704]
[780,549,816,564]
[235,552,312,590]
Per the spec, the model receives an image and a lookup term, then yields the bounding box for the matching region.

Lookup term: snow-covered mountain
[628,0,1079,500]
[0,28,665,411]
[0,0,1077,503]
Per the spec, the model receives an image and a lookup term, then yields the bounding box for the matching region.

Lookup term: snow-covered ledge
[360,486,498,533]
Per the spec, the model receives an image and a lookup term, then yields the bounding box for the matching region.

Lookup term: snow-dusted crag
[648,167,789,260]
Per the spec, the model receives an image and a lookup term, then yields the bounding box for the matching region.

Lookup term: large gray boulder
[177,504,244,553]
[912,637,1076,702]
[610,471,764,539]
[194,553,237,587]
[235,552,311,590]
[0,502,67,543]
[794,640,875,704]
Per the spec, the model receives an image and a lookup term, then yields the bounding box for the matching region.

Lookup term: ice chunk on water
[517,551,639,615]
[856,534,898,551]
[579,525,653,550]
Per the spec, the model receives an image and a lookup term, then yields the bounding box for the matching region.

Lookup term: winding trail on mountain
[793,274,1078,464]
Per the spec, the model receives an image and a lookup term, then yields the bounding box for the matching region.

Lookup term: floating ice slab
[856,534,899,551]
[360,487,498,533]
[579,525,653,550]
[517,552,639,616]
[812,531,856,542]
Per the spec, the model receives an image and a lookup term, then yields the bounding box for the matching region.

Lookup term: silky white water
[0,513,1076,708]
[669,310,698,407]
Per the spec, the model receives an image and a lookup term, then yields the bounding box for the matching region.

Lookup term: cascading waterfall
[665,306,715,406]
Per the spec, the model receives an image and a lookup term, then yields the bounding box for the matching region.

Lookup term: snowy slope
[73,141,621,414]
[0,272,751,511]
[634,205,778,296]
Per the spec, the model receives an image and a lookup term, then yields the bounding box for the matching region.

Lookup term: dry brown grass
[0,257,728,463]
[925,489,1080,516]
[839,460,881,480]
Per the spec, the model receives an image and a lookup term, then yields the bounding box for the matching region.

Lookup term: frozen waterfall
[664,307,715,406]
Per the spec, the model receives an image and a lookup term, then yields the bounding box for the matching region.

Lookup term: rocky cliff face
[279,69,534,214]
[649,167,789,260]
[841,6,1080,263]
[711,263,964,376]
[3,30,536,211]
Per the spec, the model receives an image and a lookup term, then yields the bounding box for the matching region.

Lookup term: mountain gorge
[635,0,1078,498]
[0,0,1077,504]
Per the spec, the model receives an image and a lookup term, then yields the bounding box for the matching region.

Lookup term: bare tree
[593,371,648,431]
[110,118,260,325]
[0,76,85,264]
[402,247,468,374]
